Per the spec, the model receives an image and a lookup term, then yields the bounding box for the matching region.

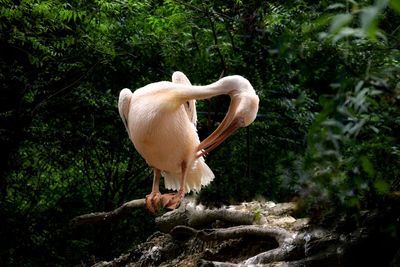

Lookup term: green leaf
[376,0,389,9]
[374,179,390,194]
[332,27,364,43]
[327,3,346,10]
[360,6,379,39]
[348,197,360,208]
[361,0,389,41]
[355,81,364,93]
[390,0,400,13]
[330,13,353,33]
[360,156,375,177]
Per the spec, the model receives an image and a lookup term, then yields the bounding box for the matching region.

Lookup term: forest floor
[80,197,400,267]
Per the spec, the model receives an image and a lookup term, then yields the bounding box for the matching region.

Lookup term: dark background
[0,0,399,266]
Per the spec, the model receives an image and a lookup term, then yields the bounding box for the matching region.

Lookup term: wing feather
[172,71,197,126]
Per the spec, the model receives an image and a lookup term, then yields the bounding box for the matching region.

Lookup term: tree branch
[70,198,145,226]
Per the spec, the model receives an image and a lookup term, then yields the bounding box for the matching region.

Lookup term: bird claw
[161,192,184,210]
[145,192,184,213]
[145,192,162,214]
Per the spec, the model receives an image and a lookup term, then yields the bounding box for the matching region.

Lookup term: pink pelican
[118,72,259,213]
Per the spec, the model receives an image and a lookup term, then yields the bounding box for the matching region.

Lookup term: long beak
[196,98,242,158]
[196,117,243,158]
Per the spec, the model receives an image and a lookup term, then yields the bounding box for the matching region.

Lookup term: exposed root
[155,199,256,232]
[170,225,304,265]
[83,199,399,267]
[170,225,295,245]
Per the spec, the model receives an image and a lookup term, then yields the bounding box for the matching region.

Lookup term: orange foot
[145,191,162,214]
[161,192,184,210]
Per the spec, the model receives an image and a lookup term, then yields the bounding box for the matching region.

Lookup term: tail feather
[163,157,215,193]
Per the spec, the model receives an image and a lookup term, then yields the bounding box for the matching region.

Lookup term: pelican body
[118,72,259,212]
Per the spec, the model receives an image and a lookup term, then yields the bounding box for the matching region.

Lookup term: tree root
[170,224,304,265]
[81,199,399,267]
[170,225,295,245]
[155,199,256,232]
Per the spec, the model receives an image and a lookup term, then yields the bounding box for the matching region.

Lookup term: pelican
[118,72,259,213]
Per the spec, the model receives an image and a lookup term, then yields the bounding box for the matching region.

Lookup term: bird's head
[197,76,259,157]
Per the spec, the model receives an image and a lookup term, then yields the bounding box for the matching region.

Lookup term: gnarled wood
[155,199,255,232]
[84,198,399,267]
[70,198,145,226]
[170,225,294,245]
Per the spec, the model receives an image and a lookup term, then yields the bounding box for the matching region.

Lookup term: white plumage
[118,71,259,212]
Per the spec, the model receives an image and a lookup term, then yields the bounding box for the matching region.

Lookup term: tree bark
[70,198,145,226]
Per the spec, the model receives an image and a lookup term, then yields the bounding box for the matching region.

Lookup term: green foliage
[319,0,390,42]
[0,0,399,266]
[294,0,400,221]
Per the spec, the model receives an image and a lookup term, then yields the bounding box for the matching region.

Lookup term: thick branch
[155,199,255,232]
[71,198,145,226]
[189,207,255,228]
